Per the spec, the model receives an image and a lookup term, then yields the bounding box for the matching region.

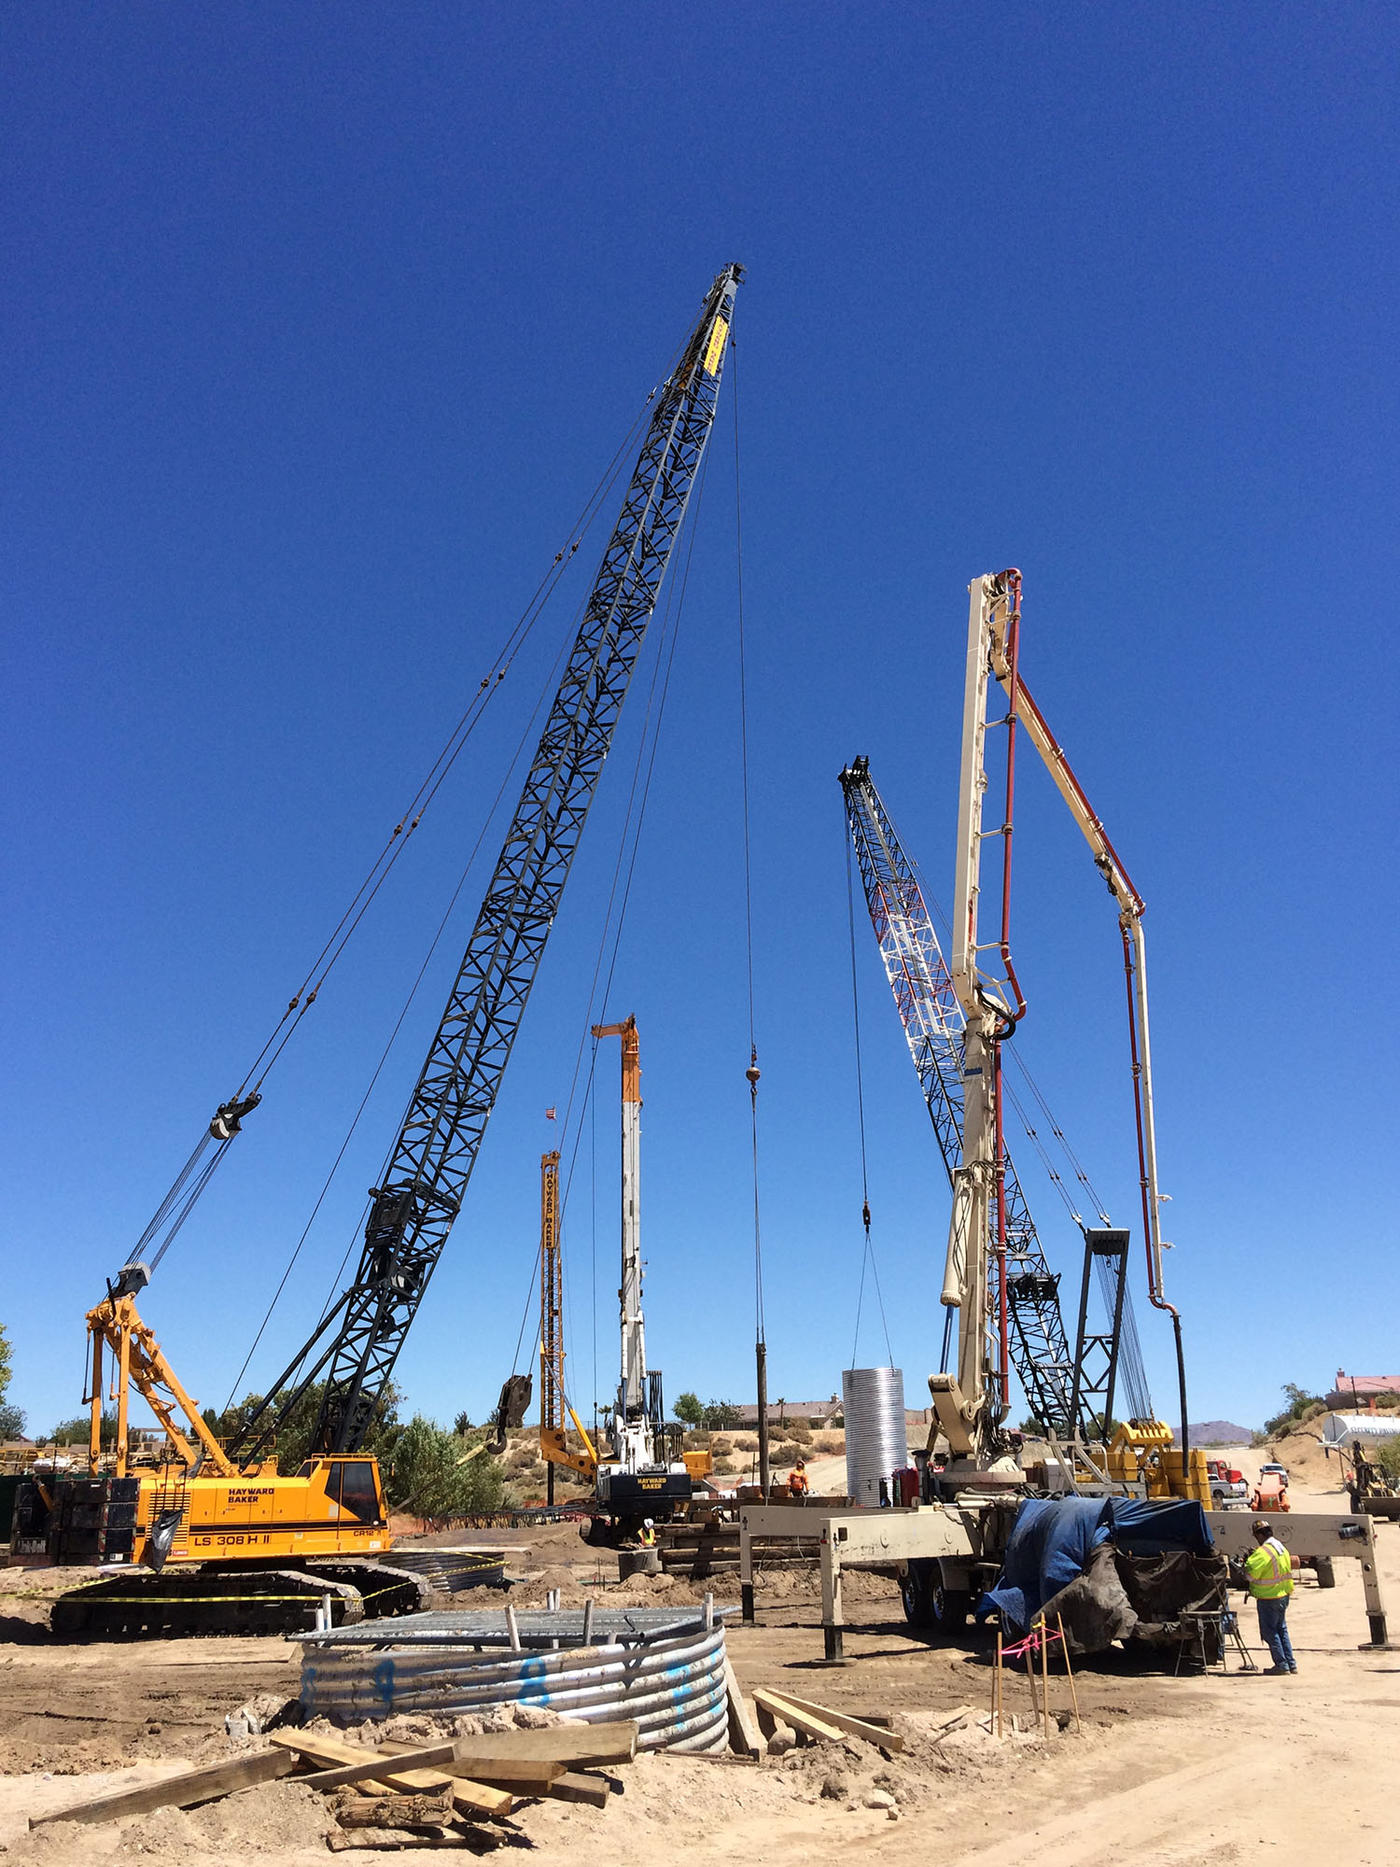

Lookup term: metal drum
[842,1366,908,1507]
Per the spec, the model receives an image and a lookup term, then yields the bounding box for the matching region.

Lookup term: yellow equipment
[1105,1419,1210,1505]
[35,1284,426,1636]
[537,1150,598,1496]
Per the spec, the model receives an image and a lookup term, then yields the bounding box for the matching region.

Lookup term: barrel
[842,1367,907,1507]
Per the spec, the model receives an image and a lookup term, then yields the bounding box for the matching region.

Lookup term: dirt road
[3,1466,1396,1865]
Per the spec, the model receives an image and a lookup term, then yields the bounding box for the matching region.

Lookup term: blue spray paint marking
[519,1654,552,1704]
[372,1658,397,1711]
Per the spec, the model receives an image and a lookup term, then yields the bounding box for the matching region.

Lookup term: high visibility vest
[1245,1538,1293,1599]
[638,1527,656,1547]
[789,1470,809,1495]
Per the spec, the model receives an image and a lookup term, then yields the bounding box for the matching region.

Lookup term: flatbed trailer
[738,1501,1392,1659]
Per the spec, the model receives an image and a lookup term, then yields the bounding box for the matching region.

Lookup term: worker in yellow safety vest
[637,1518,657,1548]
[1243,1517,1297,1674]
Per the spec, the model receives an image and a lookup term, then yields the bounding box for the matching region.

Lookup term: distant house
[1327,1371,1400,1411]
[732,1398,842,1428]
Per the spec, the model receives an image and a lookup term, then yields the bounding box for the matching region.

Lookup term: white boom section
[929,575,1014,1458]
[592,1016,652,1471]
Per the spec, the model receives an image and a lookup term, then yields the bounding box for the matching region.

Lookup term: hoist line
[844,834,893,1368]
[128,384,658,1287]
[237,391,659,1100]
[235,545,611,1412]
[496,410,716,1398]
[730,337,767,1350]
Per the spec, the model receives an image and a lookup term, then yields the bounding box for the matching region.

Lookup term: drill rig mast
[590,1016,688,1514]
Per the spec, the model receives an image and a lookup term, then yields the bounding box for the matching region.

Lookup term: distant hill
[1190,1420,1255,1445]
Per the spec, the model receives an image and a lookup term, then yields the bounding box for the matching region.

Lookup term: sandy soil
[2,1455,1396,1865]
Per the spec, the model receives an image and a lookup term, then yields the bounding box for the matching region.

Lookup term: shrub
[1371,1437,1400,1483]
[785,1417,812,1443]
[1262,1383,1326,1438]
[711,1436,733,1457]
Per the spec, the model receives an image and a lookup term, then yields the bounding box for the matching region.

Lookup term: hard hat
[1251,1518,1271,1536]
[795,1458,806,1466]
[643,1518,654,1528]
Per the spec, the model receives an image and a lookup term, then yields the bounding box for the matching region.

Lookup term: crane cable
[130,380,664,1284]
[495,393,720,1414]
[844,835,894,1369]
[730,334,768,1367]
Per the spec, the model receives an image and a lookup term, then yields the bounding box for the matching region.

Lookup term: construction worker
[637,1518,656,1548]
[788,1457,809,1499]
[1243,1517,1297,1674]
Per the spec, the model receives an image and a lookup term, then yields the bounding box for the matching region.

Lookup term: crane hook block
[209,1092,262,1141]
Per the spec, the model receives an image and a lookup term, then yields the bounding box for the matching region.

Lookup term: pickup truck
[1205,1458,1249,1507]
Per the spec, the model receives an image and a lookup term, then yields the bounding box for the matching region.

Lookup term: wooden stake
[1057,1614,1082,1733]
[994,1630,1003,1737]
[1039,1617,1050,1741]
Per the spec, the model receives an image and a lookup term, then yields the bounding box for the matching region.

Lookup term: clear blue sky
[4,6,1396,1444]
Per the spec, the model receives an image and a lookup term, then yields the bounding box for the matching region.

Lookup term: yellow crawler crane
[41,1273,426,1636]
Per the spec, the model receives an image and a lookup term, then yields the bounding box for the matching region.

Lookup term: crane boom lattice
[839,756,1082,1437]
[232,264,742,1462]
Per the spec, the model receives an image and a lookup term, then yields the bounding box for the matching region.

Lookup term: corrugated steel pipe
[300,1621,731,1752]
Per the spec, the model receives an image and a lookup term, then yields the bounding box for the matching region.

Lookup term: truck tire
[900,1559,971,1633]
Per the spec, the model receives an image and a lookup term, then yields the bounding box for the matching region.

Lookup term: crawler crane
[18,265,743,1634]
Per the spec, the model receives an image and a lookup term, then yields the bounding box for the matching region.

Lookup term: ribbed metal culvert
[296,1603,735,1752]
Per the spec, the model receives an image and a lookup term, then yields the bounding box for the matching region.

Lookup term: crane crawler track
[49,1560,432,1639]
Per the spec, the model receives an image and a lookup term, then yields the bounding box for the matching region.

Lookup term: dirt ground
[3,1449,1397,1865]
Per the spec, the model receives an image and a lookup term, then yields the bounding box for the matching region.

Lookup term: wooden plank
[31,1748,296,1828]
[765,1690,903,1752]
[376,1740,565,1786]
[454,1723,637,1767]
[270,1731,510,1816]
[723,1656,763,1759]
[337,1791,453,1830]
[752,1689,845,1746]
[301,1742,459,1790]
[546,1770,612,1809]
[328,1833,473,1853]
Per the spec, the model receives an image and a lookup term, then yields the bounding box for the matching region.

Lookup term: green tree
[48,1408,117,1447]
[206,1379,404,1471]
[386,1416,505,1520]
[702,1399,740,1430]
[0,1326,22,1438]
[1263,1383,1324,1437]
[1371,1437,1400,1484]
[452,1410,474,1437]
[674,1392,704,1429]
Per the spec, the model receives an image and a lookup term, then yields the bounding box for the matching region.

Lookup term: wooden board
[752,1689,844,1745]
[337,1791,454,1830]
[270,1730,511,1816]
[546,1770,612,1809]
[441,1722,638,1767]
[765,1689,903,1753]
[376,1740,565,1786]
[723,1656,763,1759]
[31,1748,296,1828]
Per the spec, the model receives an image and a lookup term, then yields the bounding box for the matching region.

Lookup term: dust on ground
[3,1455,1397,1865]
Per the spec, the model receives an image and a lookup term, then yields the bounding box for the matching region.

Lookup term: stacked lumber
[30,1719,637,1848]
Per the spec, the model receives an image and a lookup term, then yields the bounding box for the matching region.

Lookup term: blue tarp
[980,1495,1214,1634]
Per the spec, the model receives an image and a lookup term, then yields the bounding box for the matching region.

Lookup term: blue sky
[4,6,1396,1444]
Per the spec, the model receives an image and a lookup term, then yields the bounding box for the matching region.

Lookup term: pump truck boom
[743,569,1197,1649]
[22,265,742,1634]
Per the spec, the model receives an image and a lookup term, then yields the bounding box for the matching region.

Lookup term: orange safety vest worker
[1244,1535,1294,1599]
[788,1463,809,1497]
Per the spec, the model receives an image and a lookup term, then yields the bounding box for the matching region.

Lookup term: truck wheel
[900,1565,929,1625]
[928,1582,972,1631]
